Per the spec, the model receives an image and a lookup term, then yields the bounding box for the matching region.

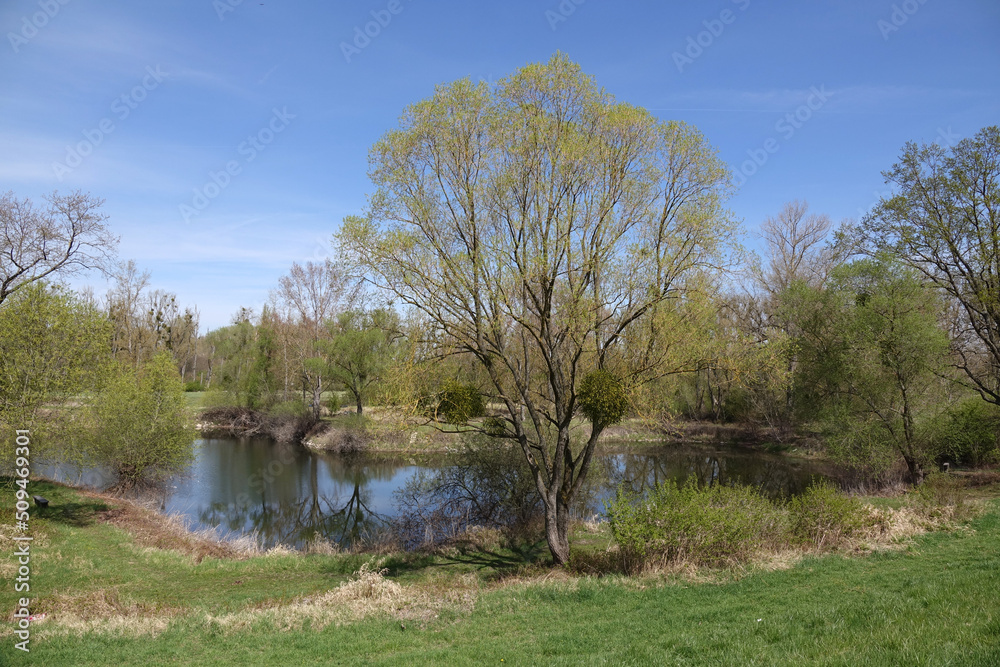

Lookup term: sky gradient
[2,0,998,331]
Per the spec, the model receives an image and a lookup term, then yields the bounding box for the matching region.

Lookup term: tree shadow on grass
[352,540,552,582]
[1,477,111,528]
[32,500,110,527]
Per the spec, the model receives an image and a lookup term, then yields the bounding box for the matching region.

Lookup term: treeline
[191,197,998,485]
[1,129,997,496]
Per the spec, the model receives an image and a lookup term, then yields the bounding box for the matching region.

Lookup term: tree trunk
[311,378,323,421]
[904,456,925,485]
[544,495,571,566]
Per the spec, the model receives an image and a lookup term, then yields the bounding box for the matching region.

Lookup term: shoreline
[195,406,827,459]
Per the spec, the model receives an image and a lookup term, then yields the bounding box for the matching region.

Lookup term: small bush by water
[787,479,874,548]
[606,478,900,571]
[606,480,787,569]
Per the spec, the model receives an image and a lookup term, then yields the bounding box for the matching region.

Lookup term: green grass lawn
[2,478,999,665]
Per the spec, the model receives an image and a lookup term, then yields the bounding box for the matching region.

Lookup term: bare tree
[0,190,118,305]
[755,200,834,296]
[272,260,359,419]
[748,201,839,422]
[274,260,357,333]
[106,260,151,364]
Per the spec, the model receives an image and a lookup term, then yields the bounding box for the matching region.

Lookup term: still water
[44,438,838,550]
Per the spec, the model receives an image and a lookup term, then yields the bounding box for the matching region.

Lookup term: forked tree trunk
[544,494,572,566]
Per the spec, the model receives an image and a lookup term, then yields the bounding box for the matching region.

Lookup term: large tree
[750,200,840,422]
[339,54,737,564]
[788,258,950,483]
[272,260,357,420]
[322,308,400,415]
[862,126,1000,405]
[0,190,118,306]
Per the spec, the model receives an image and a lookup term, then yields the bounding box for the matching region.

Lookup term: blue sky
[2,0,998,331]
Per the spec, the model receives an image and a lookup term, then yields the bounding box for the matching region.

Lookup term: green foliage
[577,370,629,427]
[925,398,1000,467]
[431,382,486,424]
[788,258,951,482]
[606,480,787,568]
[787,480,872,548]
[908,472,973,521]
[821,409,906,483]
[85,352,195,488]
[183,380,205,392]
[267,399,309,419]
[321,308,400,415]
[204,316,276,410]
[339,53,739,564]
[862,126,1000,405]
[0,282,111,461]
[482,416,507,437]
[326,391,341,414]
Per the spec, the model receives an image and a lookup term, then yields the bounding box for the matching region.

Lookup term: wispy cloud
[648,85,986,115]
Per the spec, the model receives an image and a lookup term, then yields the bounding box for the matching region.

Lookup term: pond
[41,437,840,550]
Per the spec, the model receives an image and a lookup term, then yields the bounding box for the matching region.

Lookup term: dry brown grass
[5,558,478,640]
[92,498,243,562]
[204,557,477,634]
[32,588,171,621]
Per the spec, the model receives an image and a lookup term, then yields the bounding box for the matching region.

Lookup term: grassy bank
[2,477,1000,665]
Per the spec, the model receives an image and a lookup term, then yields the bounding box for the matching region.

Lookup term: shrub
[184,381,205,392]
[87,352,195,490]
[268,400,309,419]
[908,472,975,522]
[787,480,870,548]
[327,392,341,415]
[606,480,787,569]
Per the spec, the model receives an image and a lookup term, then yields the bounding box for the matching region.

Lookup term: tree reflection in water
[162,439,840,551]
[178,438,396,550]
[603,446,837,501]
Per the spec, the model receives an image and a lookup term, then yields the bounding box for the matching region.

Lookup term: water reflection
[604,446,832,500]
[165,438,409,549]
[40,438,839,551]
